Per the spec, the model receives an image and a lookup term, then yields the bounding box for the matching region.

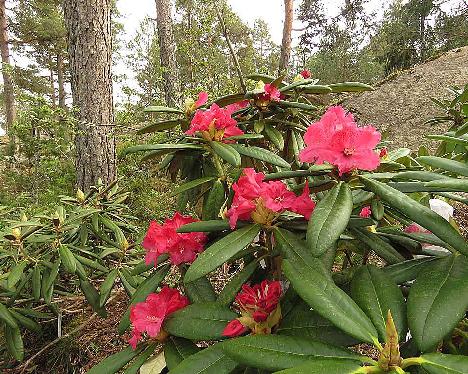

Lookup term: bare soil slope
[344,47,468,149]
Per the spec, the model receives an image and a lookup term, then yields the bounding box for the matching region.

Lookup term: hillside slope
[344,46,468,149]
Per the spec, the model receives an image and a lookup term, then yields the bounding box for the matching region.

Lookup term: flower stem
[400,357,424,369]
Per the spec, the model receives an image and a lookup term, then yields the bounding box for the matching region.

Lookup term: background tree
[278,0,293,74]
[63,0,116,190]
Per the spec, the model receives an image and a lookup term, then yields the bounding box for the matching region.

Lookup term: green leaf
[118,265,170,334]
[7,261,28,289]
[214,93,247,107]
[351,265,407,342]
[59,244,77,274]
[231,144,291,168]
[371,200,384,220]
[202,180,226,220]
[407,255,468,352]
[301,84,333,94]
[351,228,405,264]
[9,309,41,332]
[273,357,363,374]
[120,143,204,158]
[417,156,468,177]
[99,269,118,308]
[277,301,359,346]
[144,105,184,114]
[80,278,107,317]
[123,344,157,374]
[164,337,200,370]
[4,325,24,361]
[177,220,231,233]
[87,346,145,374]
[184,276,217,303]
[425,178,468,192]
[420,353,468,374]
[210,141,241,167]
[264,124,285,150]
[184,224,261,283]
[171,177,216,197]
[221,335,360,372]
[164,303,237,340]
[307,182,353,256]
[0,302,19,329]
[383,257,437,284]
[328,82,374,93]
[217,260,258,306]
[44,259,61,293]
[279,78,317,92]
[361,177,468,256]
[169,344,238,374]
[32,265,41,301]
[283,258,378,344]
[137,119,181,134]
[226,134,264,141]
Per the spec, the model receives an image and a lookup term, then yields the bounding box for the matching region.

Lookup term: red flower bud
[223,319,248,337]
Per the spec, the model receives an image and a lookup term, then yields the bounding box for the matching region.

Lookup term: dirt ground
[344,46,468,150]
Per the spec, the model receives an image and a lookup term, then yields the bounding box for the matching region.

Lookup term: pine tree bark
[155,0,181,107]
[63,0,116,191]
[57,51,66,109]
[278,0,294,74]
[0,0,16,134]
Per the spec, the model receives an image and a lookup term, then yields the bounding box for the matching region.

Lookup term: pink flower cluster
[299,106,381,175]
[226,168,316,229]
[142,212,208,266]
[257,83,281,102]
[129,286,189,349]
[223,280,282,337]
[359,206,372,218]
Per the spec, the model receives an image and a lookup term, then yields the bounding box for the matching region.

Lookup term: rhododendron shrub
[90,75,468,374]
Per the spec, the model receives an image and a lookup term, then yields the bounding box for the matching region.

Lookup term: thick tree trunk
[57,51,66,109]
[0,0,16,134]
[155,0,181,107]
[278,0,294,74]
[63,0,116,191]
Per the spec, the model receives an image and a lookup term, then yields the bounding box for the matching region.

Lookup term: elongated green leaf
[164,337,200,370]
[264,124,285,150]
[137,119,181,134]
[425,178,468,192]
[361,177,468,256]
[32,265,41,301]
[351,228,405,264]
[383,257,438,284]
[87,346,145,374]
[307,182,353,256]
[118,265,170,334]
[59,244,77,274]
[184,224,261,283]
[5,325,24,361]
[417,156,468,177]
[214,93,246,107]
[80,278,107,317]
[177,220,231,233]
[328,82,374,92]
[120,144,204,157]
[184,276,217,303]
[221,335,360,372]
[420,353,468,374]
[351,265,407,341]
[283,258,378,344]
[44,259,61,293]
[273,357,363,374]
[144,105,184,114]
[202,180,226,220]
[225,134,264,141]
[164,303,237,340]
[217,260,258,306]
[99,269,118,307]
[170,344,238,374]
[171,177,216,197]
[7,261,28,289]
[277,100,317,111]
[301,84,333,94]
[231,144,291,168]
[0,303,18,329]
[279,78,317,92]
[277,301,359,346]
[210,141,241,167]
[407,255,468,352]
[9,309,41,332]
[123,344,157,374]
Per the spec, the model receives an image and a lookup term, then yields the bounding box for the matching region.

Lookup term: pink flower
[223,280,282,337]
[222,319,248,337]
[300,69,311,79]
[290,182,316,219]
[260,83,281,102]
[185,103,244,142]
[299,106,381,175]
[129,286,189,348]
[225,100,249,113]
[226,168,316,228]
[195,91,208,108]
[142,212,208,266]
[359,206,372,218]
